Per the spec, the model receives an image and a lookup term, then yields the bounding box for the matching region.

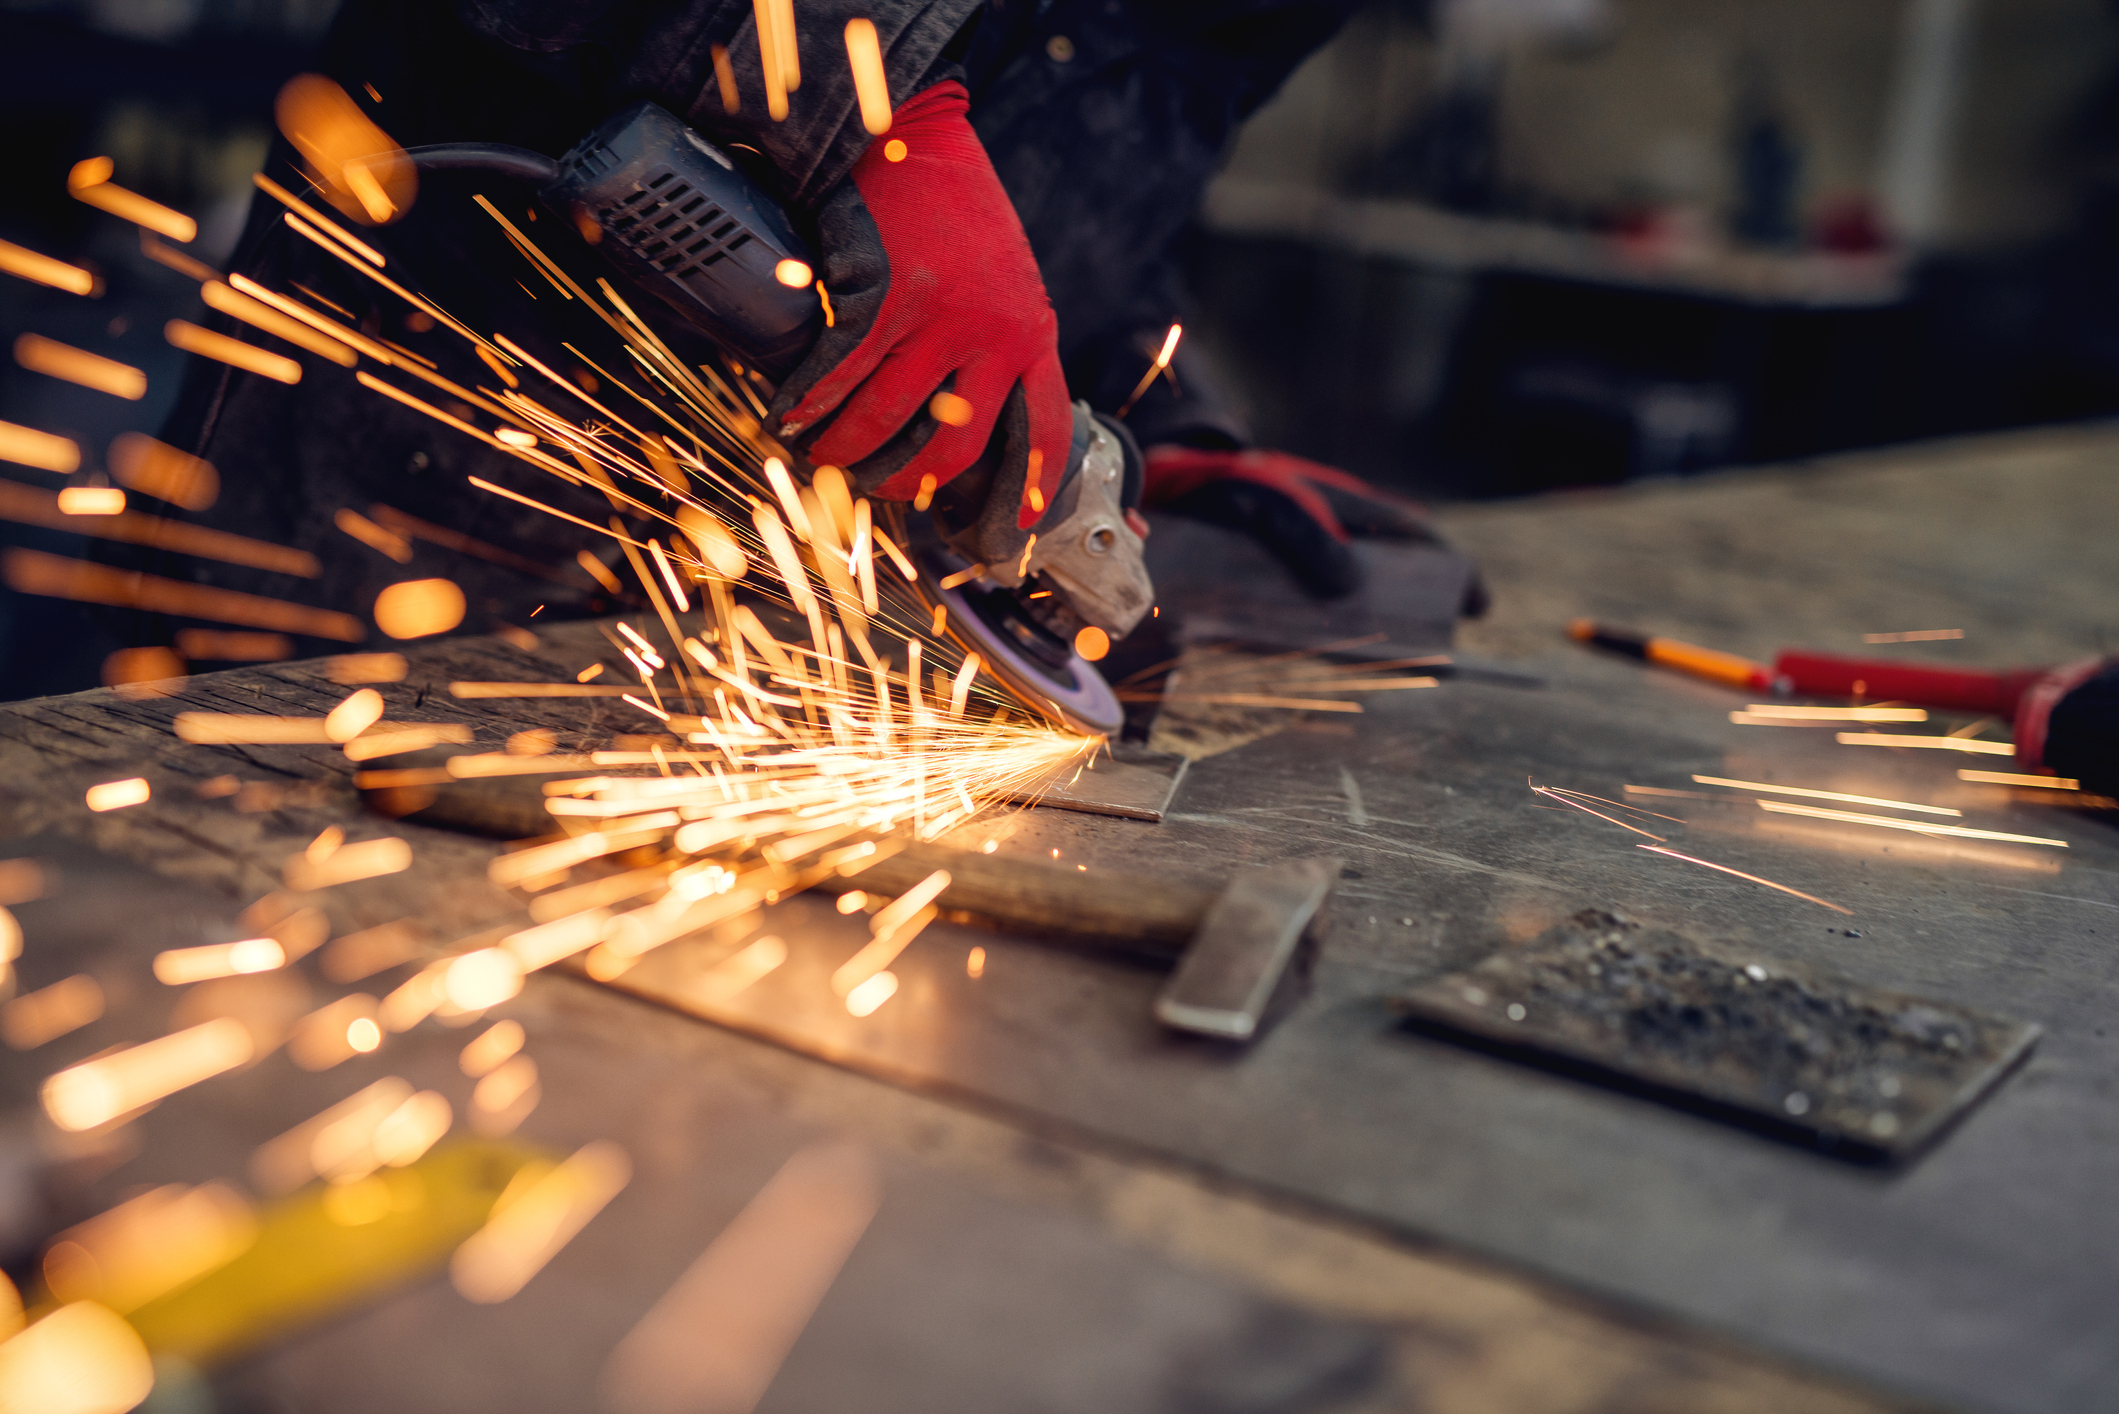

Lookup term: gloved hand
[1141,445,1447,599]
[772,81,1069,531]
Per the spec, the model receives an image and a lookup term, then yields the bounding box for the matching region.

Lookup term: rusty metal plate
[1391,910,2041,1163]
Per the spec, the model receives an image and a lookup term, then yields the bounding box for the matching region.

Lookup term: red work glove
[772,82,1069,530]
[1143,446,1445,599]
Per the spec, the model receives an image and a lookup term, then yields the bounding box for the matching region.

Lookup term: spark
[711,43,740,113]
[616,620,663,663]
[337,507,414,561]
[966,946,985,978]
[165,320,301,384]
[872,527,917,579]
[43,1183,257,1313]
[324,688,386,741]
[373,577,466,638]
[327,652,408,683]
[288,994,383,1070]
[141,230,219,281]
[845,18,893,133]
[577,550,625,593]
[1960,769,2078,790]
[175,713,333,743]
[319,919,425,983]
[1531,784,1665,840]
[473,1055,539,1122]
[43,1017,254,1131]
[1,975,104,1049]
[153,938,285,985]
[109,433,217,508]
[104,647,184,698]
[929,391,973,426]
[1636,845,1853,914]
[201,280,356,365]
[461,1019,526,1076]
[0,478,313,574]
[0,237,98,296]
[251,1079,411,1191]
[178,629,292,662]
[649,539,691,610]
[282,836,413,890]
[676,934,786,998]
[753,0,793,120]
[844,970,898,1016]
[1756,800,2068,847]
[275,74,413,224]
[451,1141,632,1302]
[0,1302,155,1413]
[884,138,907,161]
[0,860,40,907]
[0,550,362,638]
[1732,704,1927,723]
[1835,732,2014,756]
[948,653,982,717]
[441,948,525,1011]
[1540,785,1685,823]
[503,909,611,970]
[356,1090,451,1171]
[0,420,81,474]
[1116,323,1184,418]
[1863,629,1963,643]
[1169,694,1361,712]
[599,1143,877,1414]
[14,333,145,399]
[1271,676,1437,691]
[209,178,1108,1018]
[85,777,149,812]
[68,156,197,241]
[1692,775,1962,816]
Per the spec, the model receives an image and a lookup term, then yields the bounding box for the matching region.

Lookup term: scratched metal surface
[0,838,1386,1414]
[601,641,2119,1414]
[0,425,2114,1411]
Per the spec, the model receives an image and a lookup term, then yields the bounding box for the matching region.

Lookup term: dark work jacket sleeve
[453,0,983,209]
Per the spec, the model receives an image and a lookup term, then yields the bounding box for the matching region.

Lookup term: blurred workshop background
[2,0,2117,696]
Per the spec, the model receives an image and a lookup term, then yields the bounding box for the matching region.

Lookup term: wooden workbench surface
[6,419,2117,1412]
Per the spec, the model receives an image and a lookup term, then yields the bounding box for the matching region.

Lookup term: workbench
[3,419,2116,1413]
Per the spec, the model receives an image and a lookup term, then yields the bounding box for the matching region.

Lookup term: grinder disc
[889,509,1124,738]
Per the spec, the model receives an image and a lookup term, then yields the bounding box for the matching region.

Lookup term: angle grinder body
[400,101,1150,734]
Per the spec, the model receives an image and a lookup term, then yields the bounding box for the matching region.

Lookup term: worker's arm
[455,0,981,211]
[456,0,1069,515]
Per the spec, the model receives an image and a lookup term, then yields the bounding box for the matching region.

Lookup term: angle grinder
[393,101,1152,735]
